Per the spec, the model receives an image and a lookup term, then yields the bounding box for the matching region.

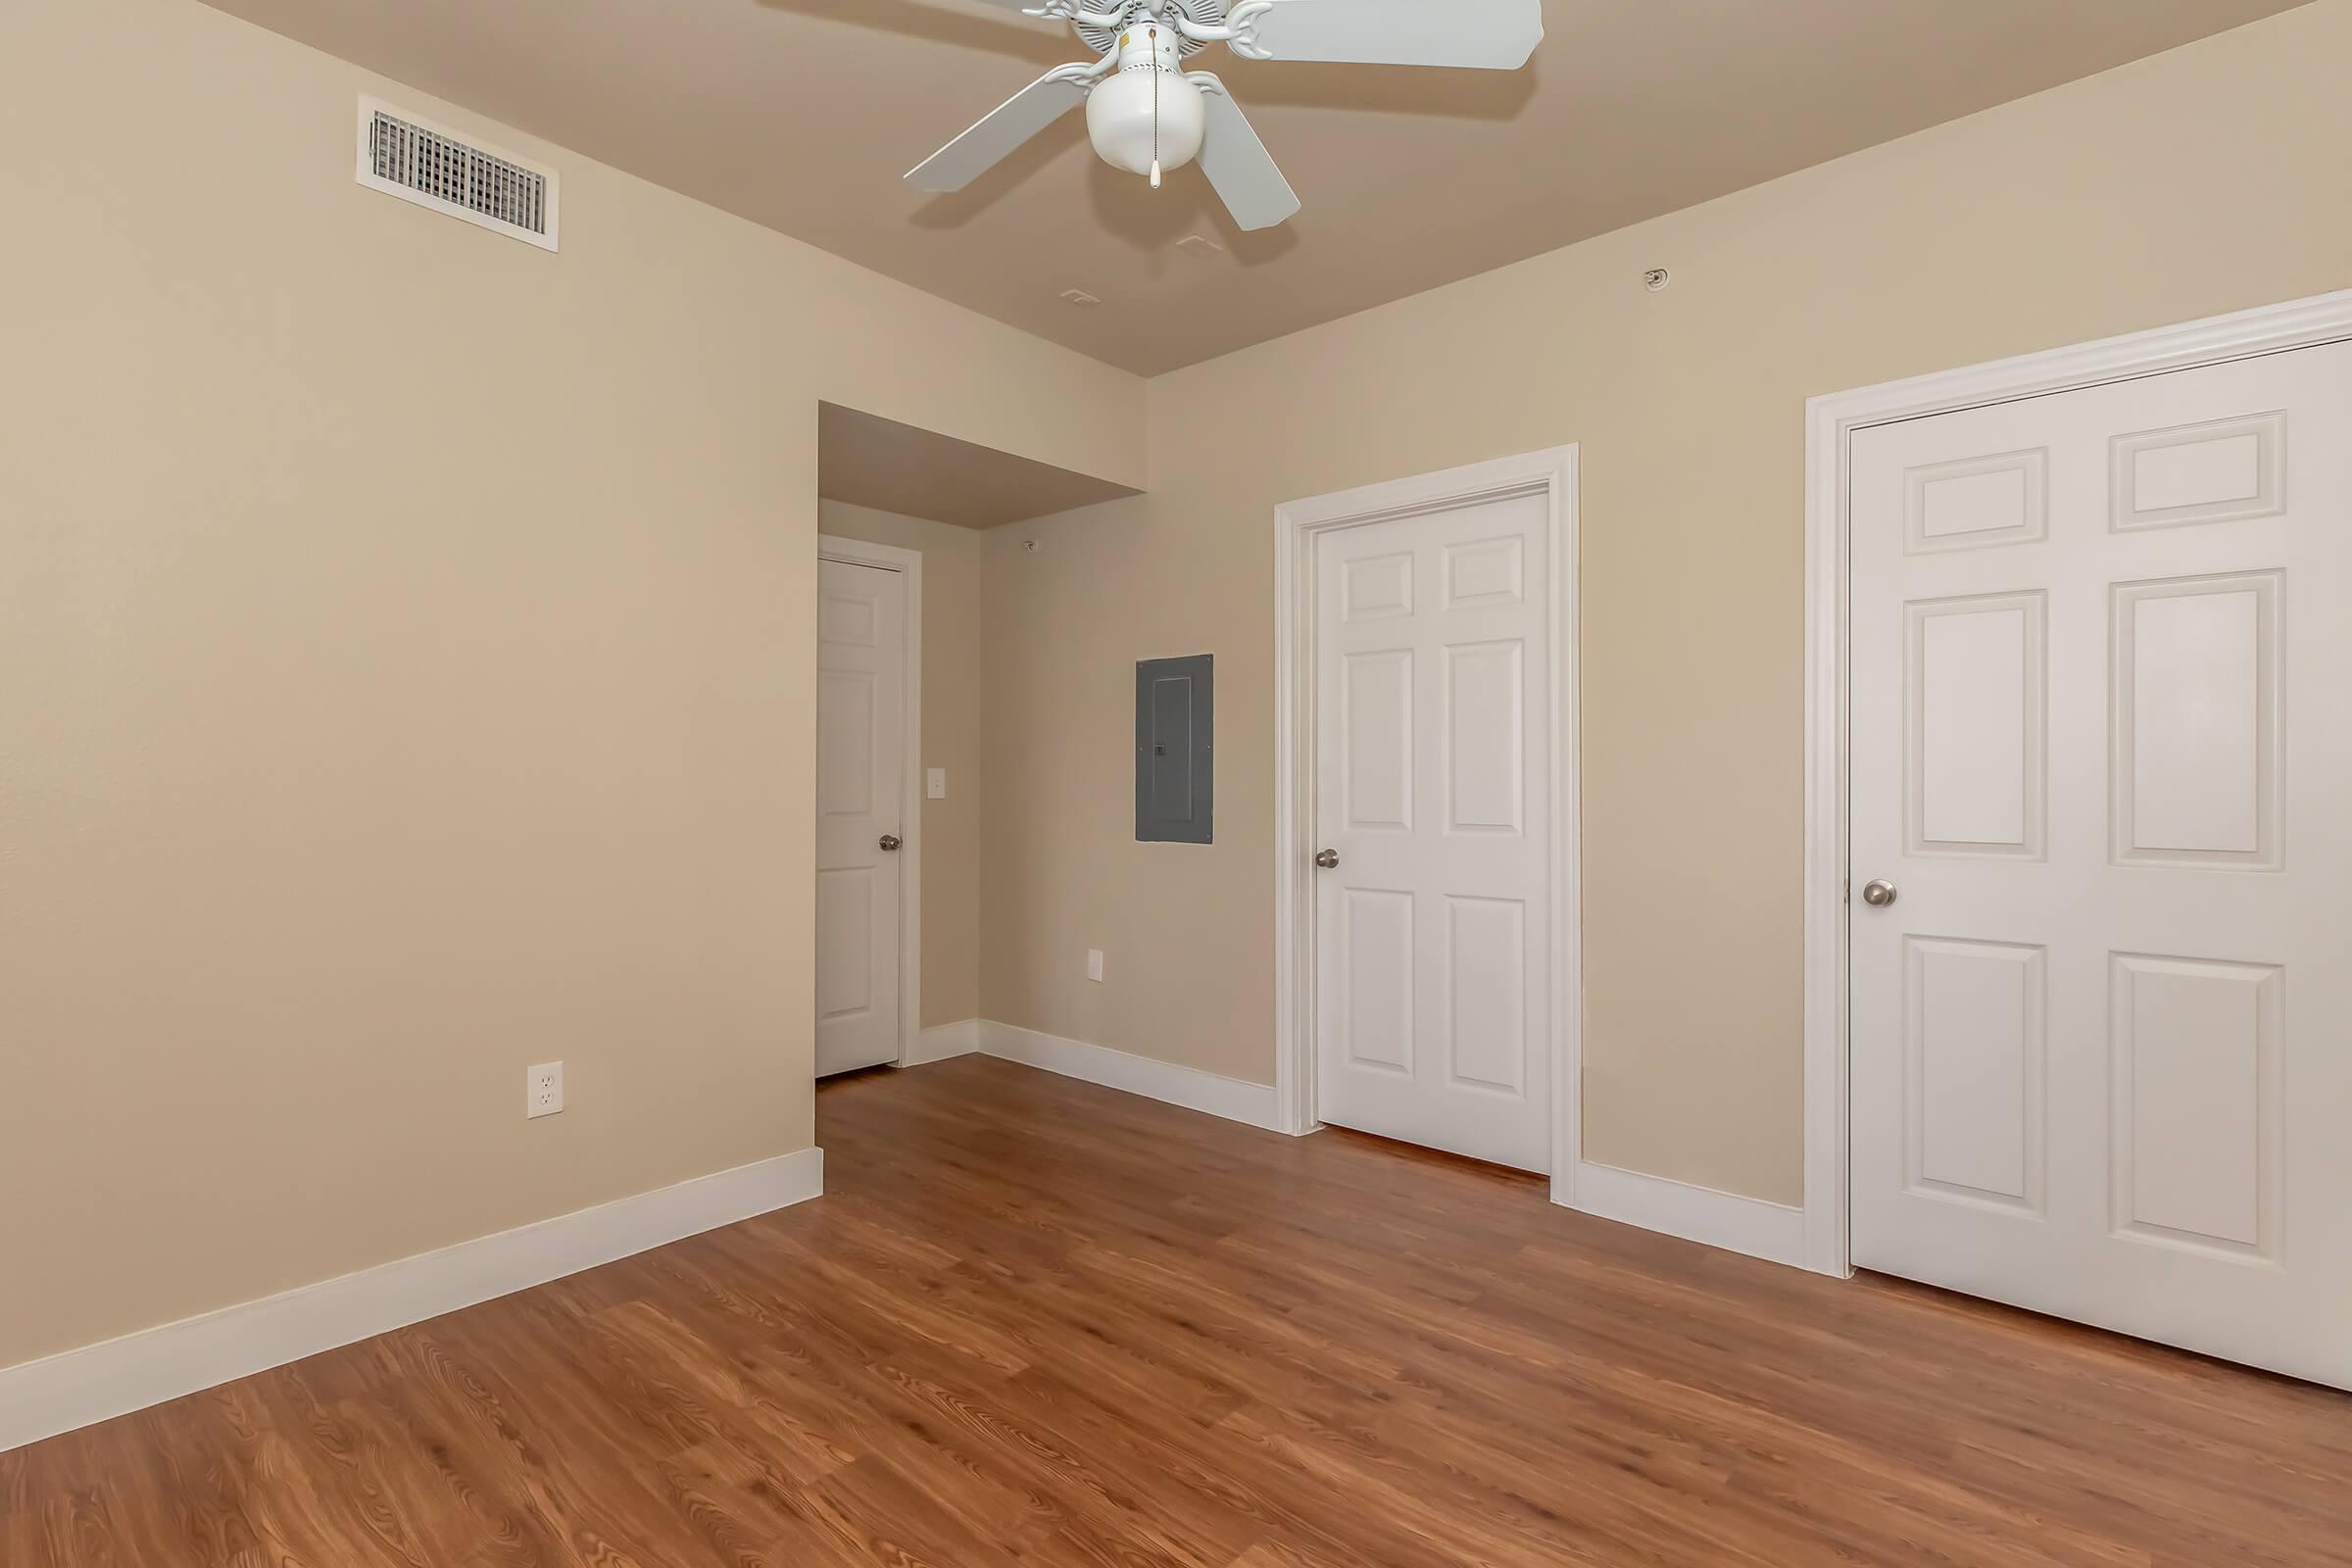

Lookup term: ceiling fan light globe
[1086,70,1204,179]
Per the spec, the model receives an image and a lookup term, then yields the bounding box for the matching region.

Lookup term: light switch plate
[928,768,948,800]
[1086,949,1105,984]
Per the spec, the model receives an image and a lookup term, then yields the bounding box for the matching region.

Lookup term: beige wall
[0,0,1140,1370]
[7,0,2347,1379]
[817,502,988,1030]
[980,2,2352,1204]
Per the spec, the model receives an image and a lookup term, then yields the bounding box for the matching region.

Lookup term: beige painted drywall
[979,1,2352,1204]
[0,0,1140,1371]
[817,502,987,1030]
[819,409,1141,531]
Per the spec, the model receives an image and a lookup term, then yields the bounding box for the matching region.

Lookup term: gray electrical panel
[1136,655,1213,844]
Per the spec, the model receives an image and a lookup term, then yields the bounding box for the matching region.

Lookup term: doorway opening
[813,403,1144,1076]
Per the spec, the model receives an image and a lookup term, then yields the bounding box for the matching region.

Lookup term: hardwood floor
[7,1054,2350,1566]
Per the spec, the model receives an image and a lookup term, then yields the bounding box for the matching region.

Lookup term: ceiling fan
[905,0,1544,231]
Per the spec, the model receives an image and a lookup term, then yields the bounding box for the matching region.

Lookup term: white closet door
[1848,341,2352,1389]
[815,559,906,1077]
[1313,490,1551,1172]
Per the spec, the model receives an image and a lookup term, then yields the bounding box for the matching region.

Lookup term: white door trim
[817,534,923,1069]
[1802,289,2352,1278]
[1273,446,1582,1200]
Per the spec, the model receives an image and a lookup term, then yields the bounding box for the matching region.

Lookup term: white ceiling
[205,0,2302,374]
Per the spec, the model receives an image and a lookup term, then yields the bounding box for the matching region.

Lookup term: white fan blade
[905,65,1096,193]
[1190,76,1300,231]
[1235,0,1542,70]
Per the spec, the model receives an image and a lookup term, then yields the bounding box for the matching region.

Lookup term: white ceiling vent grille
[355,96,559,251]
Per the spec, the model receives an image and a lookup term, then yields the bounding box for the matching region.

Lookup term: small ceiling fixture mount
[905,0,1544,233]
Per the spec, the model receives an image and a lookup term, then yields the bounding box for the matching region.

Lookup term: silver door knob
[879,834,903,853]
[1315,849,1341,870]
[1861,878,1897,907]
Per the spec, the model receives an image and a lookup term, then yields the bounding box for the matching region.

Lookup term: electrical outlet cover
[1086,949,1105,983]
[526,1061,564,1119]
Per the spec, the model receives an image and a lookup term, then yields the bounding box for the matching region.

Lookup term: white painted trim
[979,1021,1285,1133]
[1802,288,2352,1280]
[817,534,925,1071]
[1272,447,1583,1188]
[1570,1161,1808,1271]
[0,1147,823,1455]
[903,1018,982,1065]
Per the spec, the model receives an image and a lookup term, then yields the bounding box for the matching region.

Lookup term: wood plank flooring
[6,1054,2350,1565]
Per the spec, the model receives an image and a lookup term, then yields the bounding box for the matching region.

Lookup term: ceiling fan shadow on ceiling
[905,0,1544,231]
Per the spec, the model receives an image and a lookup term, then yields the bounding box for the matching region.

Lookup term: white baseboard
[1562,1159,1811,1271]
[979,1020,1285,1133]
[0,1146,824,1455]
[971,1024,1804,1269]
[902,1018,981,1066]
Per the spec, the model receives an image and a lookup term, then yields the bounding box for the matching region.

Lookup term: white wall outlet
[526,1061,564,1119]
[927,767,948,800]
[1086,949,1105,984]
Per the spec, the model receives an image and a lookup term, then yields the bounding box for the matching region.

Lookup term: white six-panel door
[1313,491,1551,1172]
[815,558,906,1077]
[1849,342,2352,1389]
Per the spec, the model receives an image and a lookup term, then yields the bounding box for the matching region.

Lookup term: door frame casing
[1801,289,2352,1279]
[1272,446,1582,1200]
[816,533,924,1070]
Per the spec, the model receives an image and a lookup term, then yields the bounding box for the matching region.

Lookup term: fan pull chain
[1150,25,1162,189]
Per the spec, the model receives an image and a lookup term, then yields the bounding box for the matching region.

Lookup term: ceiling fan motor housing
[1085,23,1205,179]
[1074,0,1224,59]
